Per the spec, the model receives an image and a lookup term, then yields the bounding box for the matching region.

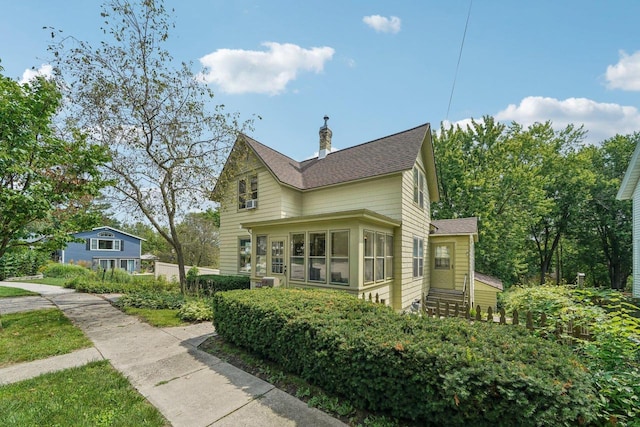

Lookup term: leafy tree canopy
[0,66,109,259]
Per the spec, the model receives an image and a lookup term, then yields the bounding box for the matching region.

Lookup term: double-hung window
[330,231,349,284]
[238,174,258,209]
[238,237,251,274]
[308,232,326,282]
[364,230,393,283]
[413,167,425,208]
[255,236,267,276]
[290,233,305,281]
[413,237,424,277]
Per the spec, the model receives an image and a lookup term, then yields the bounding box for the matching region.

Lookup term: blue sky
[2,0,640,161]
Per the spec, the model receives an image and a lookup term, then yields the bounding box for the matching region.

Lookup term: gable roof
[240,123,438,196]
[76,226,145,241]
[430,217,478,236]
[617,141,640,200]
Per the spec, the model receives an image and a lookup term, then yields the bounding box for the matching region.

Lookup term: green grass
[122,307,187,327]
[0,286,38,298]
[0,309,92,367]
[0,360,169,426]
[21,277,68,287]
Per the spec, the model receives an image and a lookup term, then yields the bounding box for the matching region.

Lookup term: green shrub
[185,274,249,297]
[41,262,92,279]
[213,288,597,426]
[113,291,184,310]
[0,251,52,280]
[177,299,213,322]
[65,272,178,294]
[501,284,640,426]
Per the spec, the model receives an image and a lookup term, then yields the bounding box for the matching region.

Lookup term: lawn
[122,307,188,327]
[0,309,92,367]
[0,286,38,298]
[0,360,168,426]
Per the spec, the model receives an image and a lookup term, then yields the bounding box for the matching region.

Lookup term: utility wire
[446,0,473,121]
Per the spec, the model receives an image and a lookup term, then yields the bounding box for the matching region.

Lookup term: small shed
[473,272,503,312]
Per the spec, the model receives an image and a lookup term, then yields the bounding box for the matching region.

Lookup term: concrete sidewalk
[0,281,346,427]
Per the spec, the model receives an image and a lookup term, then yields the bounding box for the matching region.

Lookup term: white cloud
[363,15,401,34]
[198,42,334,95]
[19,64,53,84]
[606,50,640,91]
[444,96,640,144]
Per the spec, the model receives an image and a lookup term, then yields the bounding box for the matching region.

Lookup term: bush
[0,250,51,280]
[501,284,640,426]
[213,288,597,425]
[65,272,178,294]
[113,291,184,310]
[41,262,92,279]
[177,299,213,322]
[185,274,249,297]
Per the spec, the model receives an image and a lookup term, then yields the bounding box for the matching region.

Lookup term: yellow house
[214,117,479,310]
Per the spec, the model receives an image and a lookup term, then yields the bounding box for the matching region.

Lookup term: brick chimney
[318,115,332,159]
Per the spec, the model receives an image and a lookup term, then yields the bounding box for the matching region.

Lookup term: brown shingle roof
[430,217,478,235]
[243,123,431,190]
[475,272,503,291]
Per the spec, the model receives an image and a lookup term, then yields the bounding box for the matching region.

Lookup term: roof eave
[617,142,640,200]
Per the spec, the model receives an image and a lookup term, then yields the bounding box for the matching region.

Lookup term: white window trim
[90,238,121,251]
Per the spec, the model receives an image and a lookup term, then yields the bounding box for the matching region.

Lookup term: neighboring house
[617,144,640,298]
[213,117,481,310]
[60,226,144,273]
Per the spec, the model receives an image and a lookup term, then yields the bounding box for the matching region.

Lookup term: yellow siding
[302,176,402,219]
[397,167,430,310]
[474,281,500,311]
[219,157,289,275]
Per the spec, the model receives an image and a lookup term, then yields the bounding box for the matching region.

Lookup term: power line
[446,0,473,122]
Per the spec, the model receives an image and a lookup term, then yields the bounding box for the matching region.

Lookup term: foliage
[65,271,177,294]
[0,309,92,367]
[0,67,109,260]
[432,118,635,289]
[49,0,253,289]
[177,299,213,322]
[213,288,597,425]
[185,274,250,297]
[0,248,50,280]
[41,262,92,279]
[501,284,640,425]
[113,291,184,310]
[178,210,220,267]
[0,360,168,426]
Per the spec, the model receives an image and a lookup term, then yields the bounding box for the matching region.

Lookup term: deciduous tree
[0,67,108,259]
[50,0,252,289]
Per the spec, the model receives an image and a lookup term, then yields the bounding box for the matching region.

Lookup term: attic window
[238,174,258,210]
[413,167,425,208]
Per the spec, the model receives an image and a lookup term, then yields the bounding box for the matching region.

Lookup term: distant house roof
[475,272,504,291]
[225,123,439,201]
[430,217,478,236]
[84,226,146,242]
[617,141,640,200]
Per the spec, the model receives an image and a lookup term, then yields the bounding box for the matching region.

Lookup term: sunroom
[240,209,400,302]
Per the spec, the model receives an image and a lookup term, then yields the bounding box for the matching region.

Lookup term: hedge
[185,274,250,296]
[213,288,598,426]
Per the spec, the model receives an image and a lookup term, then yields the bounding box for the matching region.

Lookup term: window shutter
[86,239,90,250]
[120,240,124,251]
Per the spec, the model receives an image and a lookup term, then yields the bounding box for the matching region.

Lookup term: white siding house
[617,142,640,298]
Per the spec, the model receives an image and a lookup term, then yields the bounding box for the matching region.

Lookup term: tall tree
[177,209,220,267]
[433,117,551,285]
[0,67,108,259]
[50,0,252,289]
[525,122,590,284]
[573,134,636,289]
